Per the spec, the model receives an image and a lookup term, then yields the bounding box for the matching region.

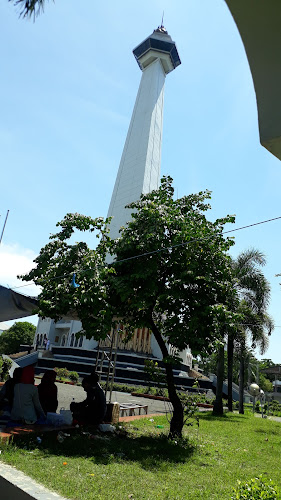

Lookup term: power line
[112,215,281,265]
[224,215,281,234]
[7,214,281,291]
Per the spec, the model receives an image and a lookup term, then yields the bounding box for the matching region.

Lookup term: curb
[0,461,69,500]
[130,393,214,408]
[120,413,165,422]
[131,392,170,401]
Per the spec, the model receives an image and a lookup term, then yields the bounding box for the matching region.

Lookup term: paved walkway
[55,382,171,415]
[255,413,281,422]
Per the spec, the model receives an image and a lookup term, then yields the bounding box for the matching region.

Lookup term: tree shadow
[254,428,280,436]
[198,413,245,423]
[12,429,196,472]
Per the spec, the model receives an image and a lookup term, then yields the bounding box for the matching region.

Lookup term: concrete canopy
[225,0,281,160]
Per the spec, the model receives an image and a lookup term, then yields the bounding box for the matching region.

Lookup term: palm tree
[213,249,272,416]
[237,308,273,414]
[227,249,273,413]
[212,341,226,415]
[9,0,47,19]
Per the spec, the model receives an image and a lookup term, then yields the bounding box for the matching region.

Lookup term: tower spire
[107,29,181,242]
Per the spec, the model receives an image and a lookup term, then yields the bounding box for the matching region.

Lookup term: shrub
[68,371,79,383]
[144,359,165,388]
[0,356,12,381]
[270,400,281,411]
[54,367,69,380]
[255,401,261,413]
[231,475,279,500]
[267,400,281,416]
[179,392,199,428]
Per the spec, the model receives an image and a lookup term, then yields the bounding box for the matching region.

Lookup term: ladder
[95,327,120,403]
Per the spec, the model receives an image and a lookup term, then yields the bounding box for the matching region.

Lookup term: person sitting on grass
[11,366,46,425]
[0,367,23,415]
[70,373,106,425]
[38,370,58,414]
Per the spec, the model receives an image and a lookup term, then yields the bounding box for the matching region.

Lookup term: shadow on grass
[11,430,196,472]
[254,428,280,436]
[198,413,245,423]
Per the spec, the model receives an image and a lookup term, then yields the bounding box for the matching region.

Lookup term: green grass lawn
[1,412,281,499]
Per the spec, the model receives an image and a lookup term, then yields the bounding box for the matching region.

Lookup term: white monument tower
[107,25,181,240]
[34,27,193,370]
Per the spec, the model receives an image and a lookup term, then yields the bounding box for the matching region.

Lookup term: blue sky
[1,1,281,362]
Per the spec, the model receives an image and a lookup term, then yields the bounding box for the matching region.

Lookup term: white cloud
[0,243,40,297]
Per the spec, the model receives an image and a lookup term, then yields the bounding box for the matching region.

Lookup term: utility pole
[0,210,9,245]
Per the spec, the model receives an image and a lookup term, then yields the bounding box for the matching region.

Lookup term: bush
[267,400,281,416]
[144,359,165,388]
[255,401,261,413]
[270,400,281,411]
[68,371,79,383]
[231,475,279,499]
[0,356,12,381]
[179,392,199,428]
[54,367,69,380]
[100,381,141,394]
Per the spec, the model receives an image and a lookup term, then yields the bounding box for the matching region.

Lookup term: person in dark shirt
[70,373,106,425]
[38,370,58,414]
[0,367,22,412]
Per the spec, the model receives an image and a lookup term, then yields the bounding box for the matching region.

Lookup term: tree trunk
[213,344,224,416]
[227,333,234,412]
[150,321,184,438]
[239,348,245,414]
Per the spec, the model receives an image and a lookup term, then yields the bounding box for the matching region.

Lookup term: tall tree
[108,178,239,434]
[0,321,36,354]
[212,249,272,414]
[237,310,273,414]
[212,342,226,415]
[22,177,238,437]
[227,249,273,413]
